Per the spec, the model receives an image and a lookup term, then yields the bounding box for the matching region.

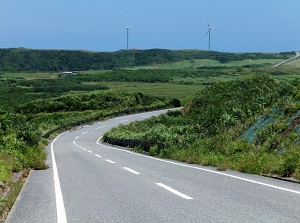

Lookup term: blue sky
[1,0,299,52]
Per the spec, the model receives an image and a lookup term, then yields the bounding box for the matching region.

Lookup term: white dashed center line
[106,159,116,164]
[116,119,128,124]
[95,126,105,130]
[156,183,193,200]
[95,154,102,158]
[123,167,140,175]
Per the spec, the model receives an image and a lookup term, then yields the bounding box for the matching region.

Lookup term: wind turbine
[126,26,129,50]
[205,22,216,51]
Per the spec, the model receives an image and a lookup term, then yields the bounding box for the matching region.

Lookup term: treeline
[0,48,293,72]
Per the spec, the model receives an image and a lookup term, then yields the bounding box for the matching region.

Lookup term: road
[272,51,300,68]
[6,109,300,223]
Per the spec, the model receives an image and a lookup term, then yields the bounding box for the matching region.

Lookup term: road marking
[73,141,76,144]
[141,114,155,118]
[112,117,123,120]
[95,126,105,130]
[156,183,193,200]
[82,125,89,128]
[106,159,116,164]
[97,138,300,195]
[51,132,68,223]
[82,148,87,151]
[95,154,102,158]
[82,131,88,135]
[75,136,79,139]
[123,167,141,175]
[116,119,128,124]
[88,150,93,153]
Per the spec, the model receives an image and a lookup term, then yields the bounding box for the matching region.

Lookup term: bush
[279,147,300,177]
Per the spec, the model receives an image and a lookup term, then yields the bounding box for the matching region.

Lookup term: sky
[0,0,299,53]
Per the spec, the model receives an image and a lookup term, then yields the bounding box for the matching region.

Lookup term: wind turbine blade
[205,30,209,36]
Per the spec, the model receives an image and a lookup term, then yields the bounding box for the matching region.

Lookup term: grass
[84,82,204,104]
[0,72,59,79]
[0,154,12,184]
[130,59,284,70]
[283,57,300,68]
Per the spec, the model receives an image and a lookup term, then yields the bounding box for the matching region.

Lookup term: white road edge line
[156,183,193,200]
[106,159,116,164]
[97,137,300,195]
[51,132,68,223]
[95,154,102,158]
[123,167,141,175]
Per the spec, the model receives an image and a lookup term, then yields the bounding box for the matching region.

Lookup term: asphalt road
[6,109,300,223]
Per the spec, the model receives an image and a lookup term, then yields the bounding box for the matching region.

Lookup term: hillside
[104,76,300,180]
[0,48,293,72]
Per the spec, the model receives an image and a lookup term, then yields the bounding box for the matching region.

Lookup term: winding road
[5,109,300,223]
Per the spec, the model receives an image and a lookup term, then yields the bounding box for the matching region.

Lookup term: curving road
[6,109,300,223]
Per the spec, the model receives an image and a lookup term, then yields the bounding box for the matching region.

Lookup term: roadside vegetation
[0,48,300,219]
[104,76,300,180]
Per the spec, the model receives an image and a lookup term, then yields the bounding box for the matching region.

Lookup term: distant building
[60,71,80,77]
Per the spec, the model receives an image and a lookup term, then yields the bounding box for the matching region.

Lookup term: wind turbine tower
[126,27,129,50]
[205,22,215,51]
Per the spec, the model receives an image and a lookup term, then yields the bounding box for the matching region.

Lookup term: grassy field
[84,82,203,104]
[283,57,300,68]
[130,58,284,70]
[0,72,59,79]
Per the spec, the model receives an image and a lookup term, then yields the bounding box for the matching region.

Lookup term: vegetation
[16,91,176,135]
[104,76,300,179]
[0,48,293,72]
[0,48,300,219]
[0,88,176,217]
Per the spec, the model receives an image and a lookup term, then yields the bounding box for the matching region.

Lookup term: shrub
[278,147,300,177]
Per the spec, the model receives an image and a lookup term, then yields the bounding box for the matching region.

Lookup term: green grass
[84,82,203,104]
[130,59,284,70]
[0,72,59,79]
[80,70,112,75]
[283,57,300,68]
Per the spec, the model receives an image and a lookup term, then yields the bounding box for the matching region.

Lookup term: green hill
[0,48,293,72]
